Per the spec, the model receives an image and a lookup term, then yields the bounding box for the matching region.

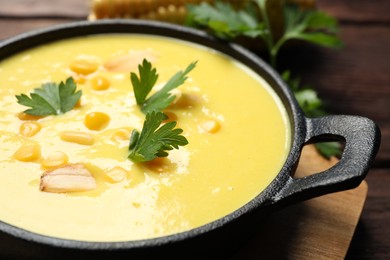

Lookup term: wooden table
[0,0,389,259]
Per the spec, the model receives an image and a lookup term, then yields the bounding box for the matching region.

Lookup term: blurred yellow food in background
[89,0,315,23]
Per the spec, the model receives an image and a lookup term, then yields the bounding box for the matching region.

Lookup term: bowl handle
[273,115,381,204]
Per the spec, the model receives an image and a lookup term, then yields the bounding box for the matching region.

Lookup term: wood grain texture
[0,19,73,40]
[318,0,390,23]
[347,169,390,259]
[315,1,390,164]
[0,0,88,18]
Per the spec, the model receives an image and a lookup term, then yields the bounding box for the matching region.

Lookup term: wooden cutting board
[231,144,367,259]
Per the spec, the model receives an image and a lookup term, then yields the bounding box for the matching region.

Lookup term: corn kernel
[201,120,221,133]
[90,75,110,90]
[70,59,99,75]
[157,6,168,20]
[20,122,41,138]
[163,111,178,123]
[60,131,95,146]
[74,98,82,108]
[17,112,42,121]
[41,151,69,169]
[90,0,247,21]
[143,157,174,173]
[14,142,41,162]
[171,93,199,109]
[84,112,110,131]
[111,128,131,142]
[104,166,127,183]
[91,0,106,19]
[73,75,86,84]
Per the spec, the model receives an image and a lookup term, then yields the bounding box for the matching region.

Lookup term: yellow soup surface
[0,34,290,241]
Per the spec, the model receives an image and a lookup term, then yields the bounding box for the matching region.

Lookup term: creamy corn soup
[0,35,290,241]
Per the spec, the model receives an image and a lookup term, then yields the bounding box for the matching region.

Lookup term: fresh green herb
[272,3,343,66]
[131,59,197,114]
[186,1,265,39]
[16,77,81,116]
[131,59,158,105]
[282,70,326,117]
[315,142,343,159]
[128,111,188,163]
[187,1,343,67]
[129,60,194,162]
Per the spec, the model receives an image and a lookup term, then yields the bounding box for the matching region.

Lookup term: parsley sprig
[282,70,326,118]
[131,59,158,106]
[186,1,265,39]
[271,3,343,66]
[187,1,342,67]
[128,111,188,163]
[131,59,197,114]
[128,60,196,162]
[16,77,81,116]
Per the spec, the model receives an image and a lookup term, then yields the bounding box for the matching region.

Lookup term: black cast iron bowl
[0,20,381,260]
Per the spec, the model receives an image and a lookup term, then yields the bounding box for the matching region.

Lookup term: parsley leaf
[187,1,265,39]
[16,77,81,116]
[282,70,326,117]
[130,59,197,114]
[131,59,158,105]
[274,4,343,56]
[128,111,188,162]
[316,142,343,159]
[142,61,197,114]
[186,1,343,67]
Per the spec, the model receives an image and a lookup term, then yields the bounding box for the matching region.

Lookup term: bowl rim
[0,19,304,250]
